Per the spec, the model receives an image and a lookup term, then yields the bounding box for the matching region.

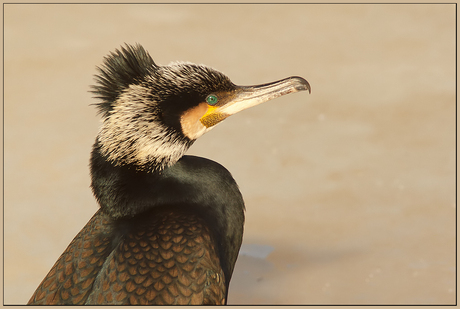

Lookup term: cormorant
[28,44,310,305]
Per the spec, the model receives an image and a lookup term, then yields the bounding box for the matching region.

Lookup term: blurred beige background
[3,3,455,305]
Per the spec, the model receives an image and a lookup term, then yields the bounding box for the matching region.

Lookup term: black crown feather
[91,43,157,118]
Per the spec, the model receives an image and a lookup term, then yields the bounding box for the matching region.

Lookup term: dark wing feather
[28,209,226,305]
[28,209,114,304]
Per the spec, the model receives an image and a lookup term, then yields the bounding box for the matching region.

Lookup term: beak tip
[291,76,311,94]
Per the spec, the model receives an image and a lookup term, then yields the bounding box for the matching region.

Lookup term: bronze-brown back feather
[28,208,227,305]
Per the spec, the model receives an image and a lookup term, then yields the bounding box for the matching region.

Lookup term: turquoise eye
[206,94,218,105]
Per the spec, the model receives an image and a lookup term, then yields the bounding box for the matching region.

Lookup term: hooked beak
[200,76,311,128]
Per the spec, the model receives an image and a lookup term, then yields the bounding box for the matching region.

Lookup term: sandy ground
[3,3,456,305]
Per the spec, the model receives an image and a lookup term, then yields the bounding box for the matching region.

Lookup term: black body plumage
[28,44,310,305]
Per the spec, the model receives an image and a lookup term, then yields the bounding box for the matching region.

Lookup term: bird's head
[91,44,310,172]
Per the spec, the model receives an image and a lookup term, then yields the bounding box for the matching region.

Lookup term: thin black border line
[1,2,459,4]
[2,2,457,306]
[2,3,5,306]
[455,2,458,307]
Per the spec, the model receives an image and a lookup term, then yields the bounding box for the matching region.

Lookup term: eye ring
[206,94,218,105]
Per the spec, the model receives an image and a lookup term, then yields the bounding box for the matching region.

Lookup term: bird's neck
[89,137,191,218]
